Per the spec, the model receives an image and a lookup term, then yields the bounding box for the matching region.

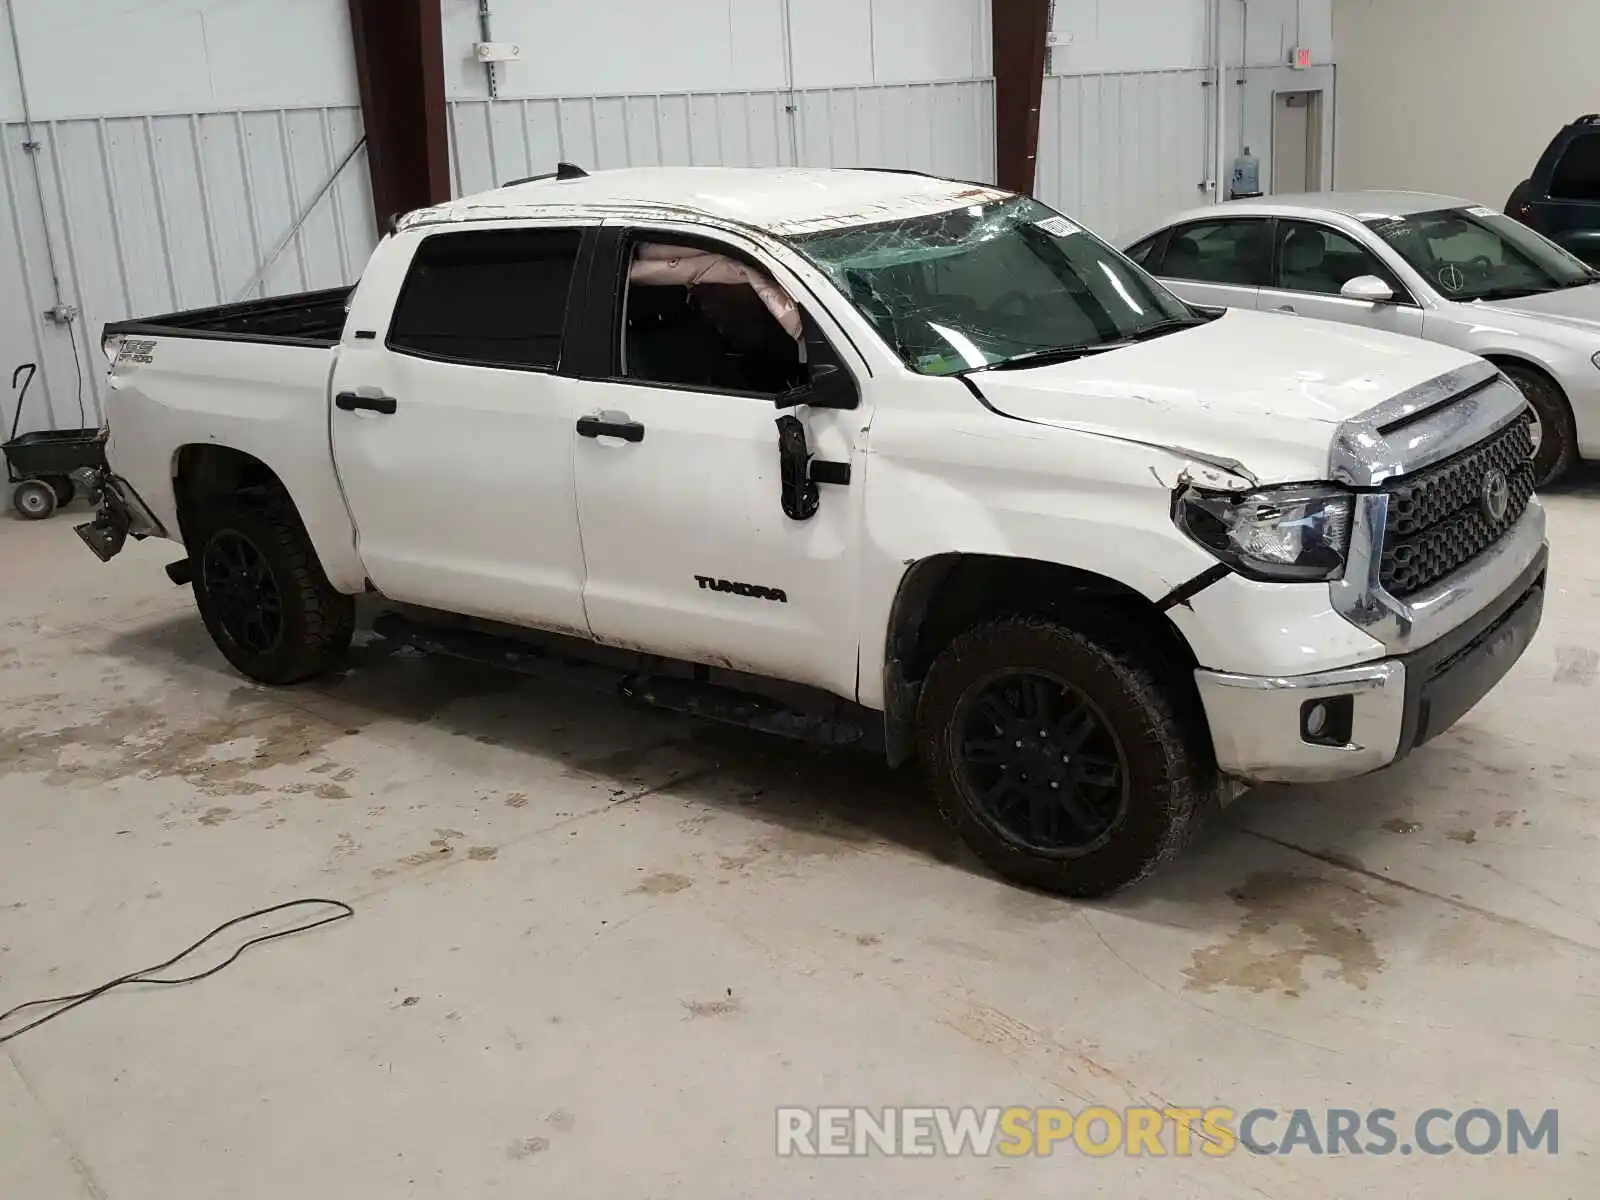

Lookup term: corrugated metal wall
[1,106,376,435]
[446,78,996,195]
[1034,69,1212,242]
[3,74,1228,438]
[2,81,994,437]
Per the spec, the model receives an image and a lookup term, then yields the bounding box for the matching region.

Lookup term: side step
[617,675,868,747]
[370,612,877,751]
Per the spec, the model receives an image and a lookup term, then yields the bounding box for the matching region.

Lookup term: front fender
[855,407,1393,704]
[855,412,1224,709]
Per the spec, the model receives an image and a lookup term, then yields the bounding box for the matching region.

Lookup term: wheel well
[881,554,1210,765]
[1483,354,1564,398]
[171,444,291,550]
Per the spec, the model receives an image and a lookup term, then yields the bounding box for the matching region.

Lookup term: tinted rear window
[388,228,582,369]
[1550,131,1600,202]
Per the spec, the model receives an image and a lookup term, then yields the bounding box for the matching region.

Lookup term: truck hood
[967,308,1481,484]
[1475,281,1600,333]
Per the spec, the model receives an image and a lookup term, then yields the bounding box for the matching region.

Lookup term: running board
[617,675,869,747]
[369,613,878,751]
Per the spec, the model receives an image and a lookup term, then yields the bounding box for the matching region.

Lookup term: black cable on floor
[0,898,354,1046]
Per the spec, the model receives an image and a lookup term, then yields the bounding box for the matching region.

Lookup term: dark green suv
[1508,114,1600,267]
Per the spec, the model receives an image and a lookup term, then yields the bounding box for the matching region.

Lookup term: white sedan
[1120,191,1600,485]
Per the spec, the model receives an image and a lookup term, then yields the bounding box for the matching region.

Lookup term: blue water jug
[1230,147,1261,198]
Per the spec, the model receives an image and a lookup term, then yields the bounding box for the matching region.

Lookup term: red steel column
[992,0,1051,195]
[348,0,451,232]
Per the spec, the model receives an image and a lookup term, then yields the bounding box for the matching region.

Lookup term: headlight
[1175,484,1353,582]
[1591,351,1600,371]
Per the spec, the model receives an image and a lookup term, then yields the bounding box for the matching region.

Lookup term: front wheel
[1500,363,1576,487]
[190,488,354,685]
[917,618,1210,898]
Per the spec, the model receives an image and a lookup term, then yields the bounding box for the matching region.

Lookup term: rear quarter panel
[105,336,366,592]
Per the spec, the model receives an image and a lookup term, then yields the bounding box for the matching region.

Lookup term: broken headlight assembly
[1175,484,1353,582]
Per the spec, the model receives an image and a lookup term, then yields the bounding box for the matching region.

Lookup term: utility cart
[4,363,108,520]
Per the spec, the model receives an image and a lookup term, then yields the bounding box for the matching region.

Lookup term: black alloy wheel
[201,529,285,656]
[953,668,1130,856]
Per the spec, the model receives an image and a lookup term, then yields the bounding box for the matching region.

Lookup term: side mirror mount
[1340,275,1395,304]
[774,362,858,411]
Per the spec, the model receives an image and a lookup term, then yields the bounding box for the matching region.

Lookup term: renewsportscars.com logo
[776,1106,1560,1158]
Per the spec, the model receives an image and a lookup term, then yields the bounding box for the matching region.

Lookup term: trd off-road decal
[116,339,157,366]
[694,575,788,603]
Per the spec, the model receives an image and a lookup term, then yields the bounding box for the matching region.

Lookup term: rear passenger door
[1260,219,1424,337]
[1146,217,1272,310]
[331,220,598,636]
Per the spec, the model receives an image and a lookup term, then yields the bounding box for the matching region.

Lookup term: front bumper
[73,470,166,562]
[1196,542,1547,784]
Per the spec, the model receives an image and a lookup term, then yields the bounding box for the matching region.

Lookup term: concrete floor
[1,490,1596,1200]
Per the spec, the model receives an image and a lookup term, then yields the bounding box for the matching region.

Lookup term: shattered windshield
[1364,207,1596,301]
[789,196,1197,374]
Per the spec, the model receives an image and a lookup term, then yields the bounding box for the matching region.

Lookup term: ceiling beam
[992,0,1051,195]
[347,0,451,234]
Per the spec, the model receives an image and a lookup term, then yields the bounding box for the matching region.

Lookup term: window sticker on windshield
[1034,215,1081,238]
[1466,206,1498,218]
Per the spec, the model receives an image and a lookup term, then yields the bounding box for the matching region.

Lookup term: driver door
[568,223,871,701]
[1259,220,1425,336]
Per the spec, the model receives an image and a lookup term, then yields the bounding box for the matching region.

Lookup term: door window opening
[622,242,807,395]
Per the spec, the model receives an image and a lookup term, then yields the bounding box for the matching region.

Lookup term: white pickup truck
[77,165,1548,897]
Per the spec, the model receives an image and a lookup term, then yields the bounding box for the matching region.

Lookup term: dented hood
[970,308,1483,484]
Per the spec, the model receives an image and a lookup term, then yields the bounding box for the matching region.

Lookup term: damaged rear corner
[74,472,167,562]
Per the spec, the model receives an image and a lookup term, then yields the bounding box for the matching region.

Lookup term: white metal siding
[1,107,376,434]
[2,81,994,438]
[446,79,995,197]
[1034,69,1211,240]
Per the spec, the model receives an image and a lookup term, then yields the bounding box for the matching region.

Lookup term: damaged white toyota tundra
[76,165,1548,897]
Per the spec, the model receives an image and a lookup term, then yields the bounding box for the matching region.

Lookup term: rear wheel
[11,479,56,520]
[46,476,74,507]
[917,617,1209,898]
[1499,362,1575,486]
[190,488,354,684]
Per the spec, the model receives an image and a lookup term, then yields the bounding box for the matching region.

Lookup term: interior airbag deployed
[629,243,802,339]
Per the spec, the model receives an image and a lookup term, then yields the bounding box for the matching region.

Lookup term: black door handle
[336,391,398,414]
[576,414,645,443]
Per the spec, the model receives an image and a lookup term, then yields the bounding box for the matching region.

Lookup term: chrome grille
[1379,417,1535,599]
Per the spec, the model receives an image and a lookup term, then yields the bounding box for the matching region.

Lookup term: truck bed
[104,286,354,347]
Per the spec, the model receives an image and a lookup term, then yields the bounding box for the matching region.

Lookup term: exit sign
[1289,45,1313,69]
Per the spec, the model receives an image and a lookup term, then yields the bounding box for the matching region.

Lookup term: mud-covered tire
[916,617,1209,898]
[189,487,354,685]
[1500,362,1576,487]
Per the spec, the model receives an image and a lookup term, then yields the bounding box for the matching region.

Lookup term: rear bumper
[73,470,167,562]
[1197,543,1547,784]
